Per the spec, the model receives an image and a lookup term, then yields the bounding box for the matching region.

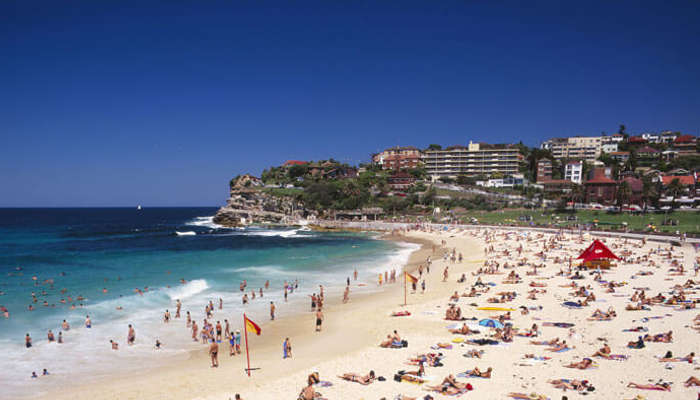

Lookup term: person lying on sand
[401,361,425,377]
[468,366,492,378]
[426,374,467,395]
[449,323,478,335]
[644,330,672,343]
[548,378,591,391]
[627,382,671,391]
[338,370,375,385]
[531,337,560,346]
[464,349,483,358]
[408,353,443,366]
[508,393,547,400]
[685,376,700,387]
[627,336,646,349]
[449,291,460,302]
[659,351,694,362]
[564,358,594,369]
[546,340,570,352]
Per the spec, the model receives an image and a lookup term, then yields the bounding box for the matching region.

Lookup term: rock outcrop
[213,174,311,227]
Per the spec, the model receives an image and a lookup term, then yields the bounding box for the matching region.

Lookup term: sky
[2,1,699,207]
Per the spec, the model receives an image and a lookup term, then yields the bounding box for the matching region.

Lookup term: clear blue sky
[3,1,699,207]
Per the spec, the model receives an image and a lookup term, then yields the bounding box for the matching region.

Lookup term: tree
[615,181,632,207]
[618,124,627,135]
[641,175,659,212]
[426,144,442,151]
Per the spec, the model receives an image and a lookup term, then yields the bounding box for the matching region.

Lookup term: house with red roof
[585,168,618,204]
[660,175,696,187]
[283,160,309,167]
[628,136,647,145]
[672,135,697,156]
[636,146,660,158]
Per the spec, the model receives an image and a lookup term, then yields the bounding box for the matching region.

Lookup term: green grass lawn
[452,209,700,235]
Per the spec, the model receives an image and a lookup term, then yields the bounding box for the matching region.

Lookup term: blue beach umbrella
[478,319,504,329]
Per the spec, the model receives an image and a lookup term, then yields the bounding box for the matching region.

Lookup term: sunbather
[338,370,375,385]
[685,376,700,387]
[565,358,594,369]
[627,382,671,391]
[468,366,492,378]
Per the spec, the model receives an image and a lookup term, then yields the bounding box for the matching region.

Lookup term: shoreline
[28,226,698,399]
[29,233,439,400]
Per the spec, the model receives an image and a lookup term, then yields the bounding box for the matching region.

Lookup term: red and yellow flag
[405,272,418,283]
[244,315,261,336]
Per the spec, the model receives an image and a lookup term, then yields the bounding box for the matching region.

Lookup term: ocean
[0,208,416,397]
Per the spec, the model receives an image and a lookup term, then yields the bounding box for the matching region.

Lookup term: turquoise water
[0,208,415,396]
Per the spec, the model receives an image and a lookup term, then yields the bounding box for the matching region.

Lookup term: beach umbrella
[478,319,504,329]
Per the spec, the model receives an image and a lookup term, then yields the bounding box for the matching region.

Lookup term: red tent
[577,239,620,262]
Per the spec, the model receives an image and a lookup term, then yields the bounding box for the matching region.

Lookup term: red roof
[661,175,695,186]
[628,136,647,143]
[577,240,620,262]
[636,146,659,154]
[674,135,696,143]
[283,160,309,166]
[586,175,616,184]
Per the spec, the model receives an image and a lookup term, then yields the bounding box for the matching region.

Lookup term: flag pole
[243,313,251,377]
[404,271,407,306]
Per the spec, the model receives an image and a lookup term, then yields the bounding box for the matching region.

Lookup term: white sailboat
[137,205,142,210]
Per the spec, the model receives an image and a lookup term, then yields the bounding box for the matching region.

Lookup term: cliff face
[213,174,311,227]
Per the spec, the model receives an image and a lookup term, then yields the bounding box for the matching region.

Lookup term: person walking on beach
[270,301,276,320]
[283,337,292,359]
[209,339,219,368]
[127,324,135,345]
[234,330,241,354]
[315,309,324,332]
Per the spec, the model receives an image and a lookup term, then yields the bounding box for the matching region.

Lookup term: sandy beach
[29,227,698,400]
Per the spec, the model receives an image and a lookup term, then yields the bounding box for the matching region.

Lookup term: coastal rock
[213,174,313,227]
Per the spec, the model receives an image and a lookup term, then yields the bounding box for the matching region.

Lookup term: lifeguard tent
[577,239,620,269]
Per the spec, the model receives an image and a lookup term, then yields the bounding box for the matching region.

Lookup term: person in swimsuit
[338,370,375,385]
[25,333,32,348]
[85,315,91,328]
[315,310,323,332]
[209,339,219,367]
[127,324,135,345]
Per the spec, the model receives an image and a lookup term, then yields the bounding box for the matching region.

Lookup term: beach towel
[431,344,453,350]
[477,307,515,311]
[314,381,333,387]
[562,301,582,309]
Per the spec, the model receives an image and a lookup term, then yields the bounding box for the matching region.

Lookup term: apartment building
[564,161,584,184]
[422,141,520,179]
[541,136,602,162]
[371,146,422,170]
[536,159,553,182]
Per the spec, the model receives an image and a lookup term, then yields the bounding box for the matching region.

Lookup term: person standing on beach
[284,287,288,302]
[58,331,63,344]
[354,269,358,280]
[270,301,276,320]
[343,286,350,303]
[224,319,230,338]
[175,299,181,318]
[315,309,324,332]
[127,324,135,345]
[85,315,91,328]
[62,319,70,331]
[25,333,32,348]
[209,339,219,367]
[283,337,292,359]
[192,320,198,341]
[234,330,241,354]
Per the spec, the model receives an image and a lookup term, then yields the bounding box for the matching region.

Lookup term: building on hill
[372,146,422,170]
[602,142,618,153]
[636,146,661,159]
[620,176,643,204]
[672,135,697,156]
[628,136,647,145]
[540,136,602,162]
[422,141,520,180]
[536,159,553,182]
[564,161,584,184]
[585,168,618,204]
[283,160,309,167]
[541,179,575,194]
[609,151,630,163]
[387,171,416,190]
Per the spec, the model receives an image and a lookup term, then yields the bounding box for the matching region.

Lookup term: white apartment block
[541,136,602,162]
[564,161,584,184]
[423,141,520,179]
[602,143,618,153]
